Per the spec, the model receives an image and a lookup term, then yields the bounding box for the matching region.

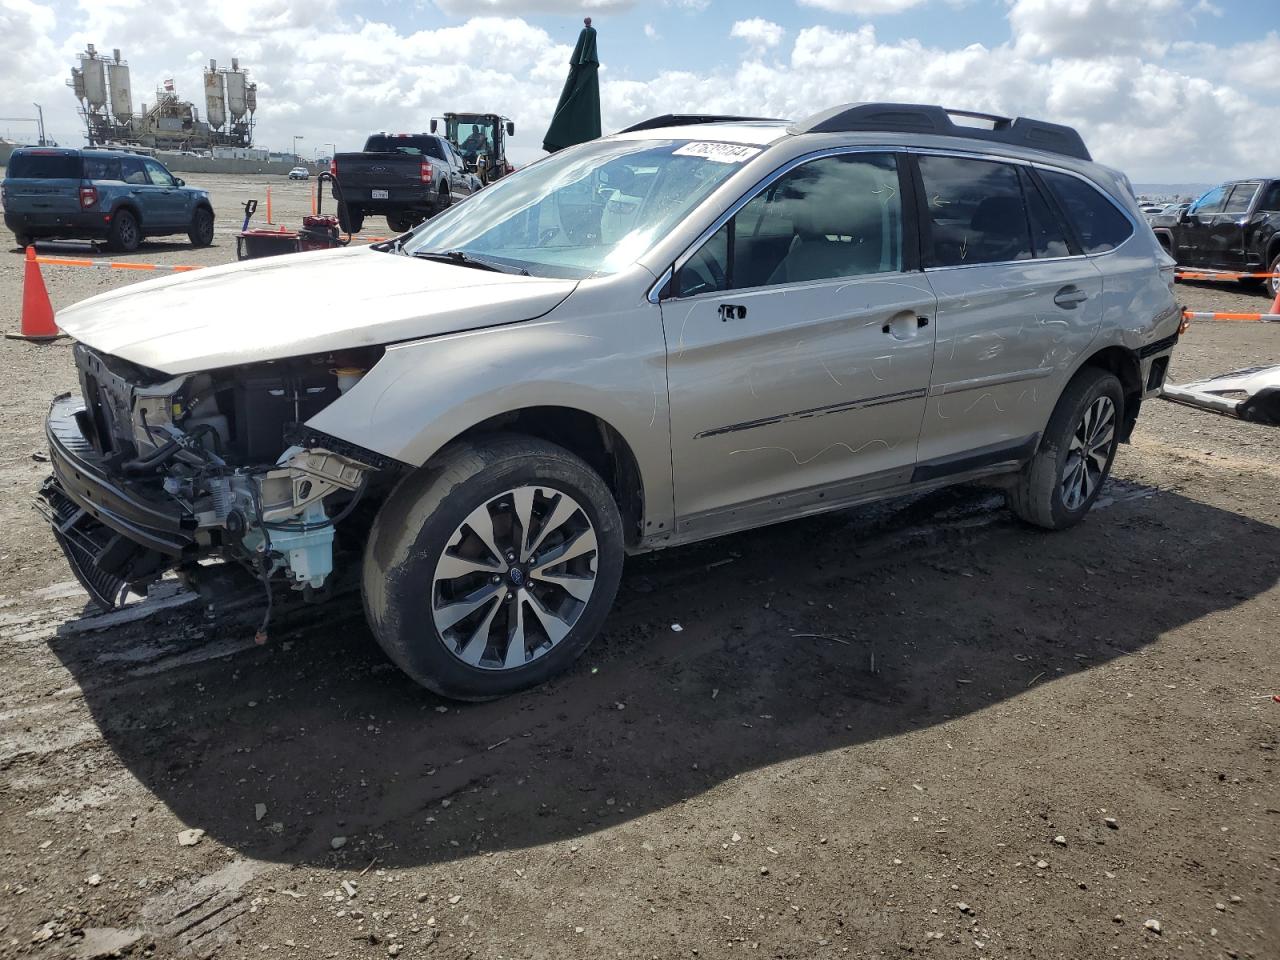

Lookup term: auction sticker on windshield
[672,142,762,163]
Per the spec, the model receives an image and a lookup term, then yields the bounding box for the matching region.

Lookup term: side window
[1039,170,1134,254]
[143,159,176,187]
[674,152,903,295]
[1222,182,1260,215]
[119,157,148,185]
[82,157,121,181]
[1019,168,1071,259]
[1189,184,1228,216]
[917,155,1032,266]
[1258,182,1280,212]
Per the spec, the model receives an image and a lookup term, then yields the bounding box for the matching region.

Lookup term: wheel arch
[1074,345,1143,442]
[108,199,142,227]
[440,406,646,548]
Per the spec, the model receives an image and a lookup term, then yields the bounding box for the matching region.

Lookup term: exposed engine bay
[37,343,394,616]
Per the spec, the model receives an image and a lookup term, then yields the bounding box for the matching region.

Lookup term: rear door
[913,154,1104,469]
[2,151,83,225]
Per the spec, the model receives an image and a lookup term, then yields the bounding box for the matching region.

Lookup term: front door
[662,151,937,530]
[1176,183,1229,266]
[140,158,190,230]
[1203,181,1259,271]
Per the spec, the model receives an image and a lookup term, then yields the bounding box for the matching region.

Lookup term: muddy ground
[0,174,1276,959]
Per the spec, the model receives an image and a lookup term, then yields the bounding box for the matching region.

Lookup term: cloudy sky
[1,0,1275,182]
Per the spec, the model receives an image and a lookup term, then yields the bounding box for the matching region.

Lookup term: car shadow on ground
[45,481,1280,869]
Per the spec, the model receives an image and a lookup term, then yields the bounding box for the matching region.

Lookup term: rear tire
[188,207,214,247]
[1008,368,1124,531]
[386,213,417,233]
[362,436,624,701]
[106,209,140,253]
[337,203,364,235]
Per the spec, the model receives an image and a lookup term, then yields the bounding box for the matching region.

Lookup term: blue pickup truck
[2,148,215,252]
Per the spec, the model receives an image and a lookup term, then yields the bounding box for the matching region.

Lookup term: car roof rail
[618,114,784,134]
[788,102,1092,161]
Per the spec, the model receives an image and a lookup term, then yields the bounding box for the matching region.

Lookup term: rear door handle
[1054,285,1089,309]
[718,303,747,321]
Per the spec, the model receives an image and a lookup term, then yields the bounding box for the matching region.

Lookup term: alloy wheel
[1060,395,1116,511]
[431,485,598,671]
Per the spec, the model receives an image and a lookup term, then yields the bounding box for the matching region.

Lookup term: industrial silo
[204,59,226,130]
[226,61,247,122]
[82,48,107,110]
[107,50,132,124]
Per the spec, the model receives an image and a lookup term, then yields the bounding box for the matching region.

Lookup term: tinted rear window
[918,155,1034,266]
[363,135,445,160]
[1039,170,1134,254]
[7,153,82,180]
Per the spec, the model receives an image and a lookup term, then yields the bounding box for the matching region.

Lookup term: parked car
[1150,179,1280,295]
[287,166,310,180]
[38,102,1180,700]
[2,147,214,252]
[330,133,481,234]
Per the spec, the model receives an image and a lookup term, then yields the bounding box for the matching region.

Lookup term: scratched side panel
[918,259,1103,464]
[663,273,937,522]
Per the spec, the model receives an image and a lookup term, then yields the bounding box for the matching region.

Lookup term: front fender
[307,307,674,532]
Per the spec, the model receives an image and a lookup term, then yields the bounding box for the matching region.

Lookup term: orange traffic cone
[1270,282,1280,318]
[6,246,60,341]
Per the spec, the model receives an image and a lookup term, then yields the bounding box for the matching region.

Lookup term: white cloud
[730,18,785,51]
[1008,0,1186,59]
[798,0,928,14]
[643,22,659,40]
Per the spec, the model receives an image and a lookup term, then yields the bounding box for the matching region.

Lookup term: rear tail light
[329,159,337,177]
[419,161,433,184]
[79,184,98,209]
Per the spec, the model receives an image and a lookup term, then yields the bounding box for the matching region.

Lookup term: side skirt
[635,434,1039,554]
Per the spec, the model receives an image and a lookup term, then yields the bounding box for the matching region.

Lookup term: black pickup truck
[1150,177,1280,295]
[330,133,481,234]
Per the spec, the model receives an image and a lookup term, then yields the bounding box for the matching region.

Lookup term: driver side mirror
[430,119,438,133]
[175,177,185,187]
[506,121,516,136]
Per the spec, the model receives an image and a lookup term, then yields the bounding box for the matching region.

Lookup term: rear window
[363,135,446,160]
[1039,170,1134,254]
[7,153,82,180]
[917,155,1034,267]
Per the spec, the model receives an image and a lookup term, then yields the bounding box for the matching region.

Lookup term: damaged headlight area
[39,343,394,611]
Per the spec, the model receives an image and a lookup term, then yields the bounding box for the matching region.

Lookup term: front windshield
[402,138,753,279]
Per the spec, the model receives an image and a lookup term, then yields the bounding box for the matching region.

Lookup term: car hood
[55,245,578,374]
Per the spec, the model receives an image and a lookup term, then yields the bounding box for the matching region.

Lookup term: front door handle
[1054,285,1089,309]
[718,303,747,321]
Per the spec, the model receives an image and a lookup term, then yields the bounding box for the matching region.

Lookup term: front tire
[106,209,140,253]
[1267,251,1280,300]
[362,436,624,700]
[1008,368,1124,530]
[188,207,214,247]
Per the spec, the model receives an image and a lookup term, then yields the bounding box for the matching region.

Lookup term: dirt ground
[0,174,1276,960]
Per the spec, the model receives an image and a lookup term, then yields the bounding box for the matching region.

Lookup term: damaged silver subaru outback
[40,103,1182,700]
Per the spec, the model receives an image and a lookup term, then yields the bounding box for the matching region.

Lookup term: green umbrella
[542,18,601,153]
